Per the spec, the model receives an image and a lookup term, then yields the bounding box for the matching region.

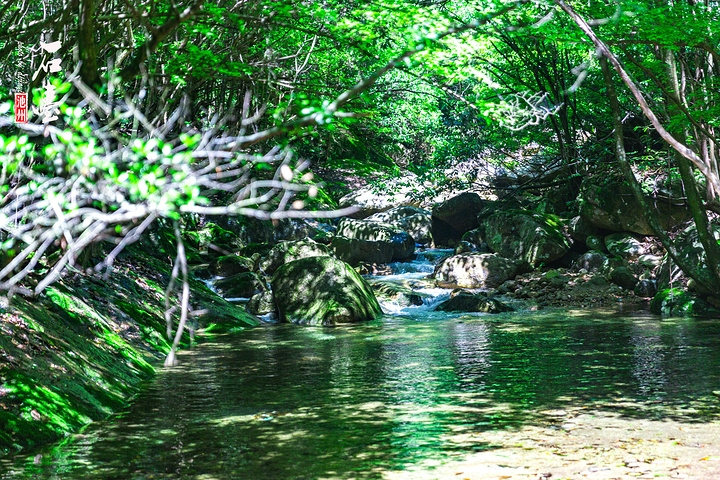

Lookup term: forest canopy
[2,0,720,343]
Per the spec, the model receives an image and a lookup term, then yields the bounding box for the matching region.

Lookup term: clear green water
[2,309,720,479]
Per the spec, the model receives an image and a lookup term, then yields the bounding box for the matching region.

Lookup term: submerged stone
[436,290,514,313]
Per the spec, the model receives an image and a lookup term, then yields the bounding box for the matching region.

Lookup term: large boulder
[338,174,425,219]
[271,256,382,325]
[330,236,394,266]
[481,211,571,268]
[433,253,526,289]
[335,218,414,261]
[365,205,428,223]
[367,206,433,245]
[397,214,433,246]
[431,192,486,246]
[579,176,691,235]
[259,239,333,275]
[657,223,720,294]
[609,266,639,290]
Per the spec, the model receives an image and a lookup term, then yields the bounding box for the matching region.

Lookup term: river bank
[0,244,257,455]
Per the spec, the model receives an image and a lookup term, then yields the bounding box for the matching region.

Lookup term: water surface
[3,308,720,479]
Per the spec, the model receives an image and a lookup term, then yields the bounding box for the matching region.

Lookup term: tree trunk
[78,0,100,88]
[662,48,720,291]
[600,56,719,294]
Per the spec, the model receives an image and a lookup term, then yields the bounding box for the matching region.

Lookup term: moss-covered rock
[271,256,382,325]
[609,266,639,290]
[183,223,241,256]
[214,272,265,299]
[259,239,333,275]
[579,176,690,235]
[650,288,720,317]
[209,255,254,277]
[371,282,427,307]
[481,210,571,268]
[247,290,276,316]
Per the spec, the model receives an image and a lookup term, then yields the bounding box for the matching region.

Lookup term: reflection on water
[2,310,720,479]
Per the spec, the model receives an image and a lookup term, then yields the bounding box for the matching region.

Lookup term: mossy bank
[0,246,257,456]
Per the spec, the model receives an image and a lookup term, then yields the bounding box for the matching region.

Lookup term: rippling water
[3,308,720,479]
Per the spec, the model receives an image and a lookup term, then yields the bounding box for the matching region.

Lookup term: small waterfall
[367,249,456,316]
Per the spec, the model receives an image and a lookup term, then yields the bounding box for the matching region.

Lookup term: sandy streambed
[385,405,720,480]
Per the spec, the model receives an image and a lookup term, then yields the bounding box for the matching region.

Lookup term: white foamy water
[378,287,451,316]
[367,249,459,316]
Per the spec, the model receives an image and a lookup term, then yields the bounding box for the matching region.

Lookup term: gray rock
[431,192,486,245]
[432,192,485,233]
[604,233,645,260]
[397,213,433,246]
[246,290,276,315]
[330,236,394,266]
[433,253,527,289]
[336,218,414,261]
[574,251,607,273]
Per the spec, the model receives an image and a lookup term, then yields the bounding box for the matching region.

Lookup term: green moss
[650,288,720,317]
[0,240,259,456]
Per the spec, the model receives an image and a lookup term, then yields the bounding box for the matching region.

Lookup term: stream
[3,250,720,479]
